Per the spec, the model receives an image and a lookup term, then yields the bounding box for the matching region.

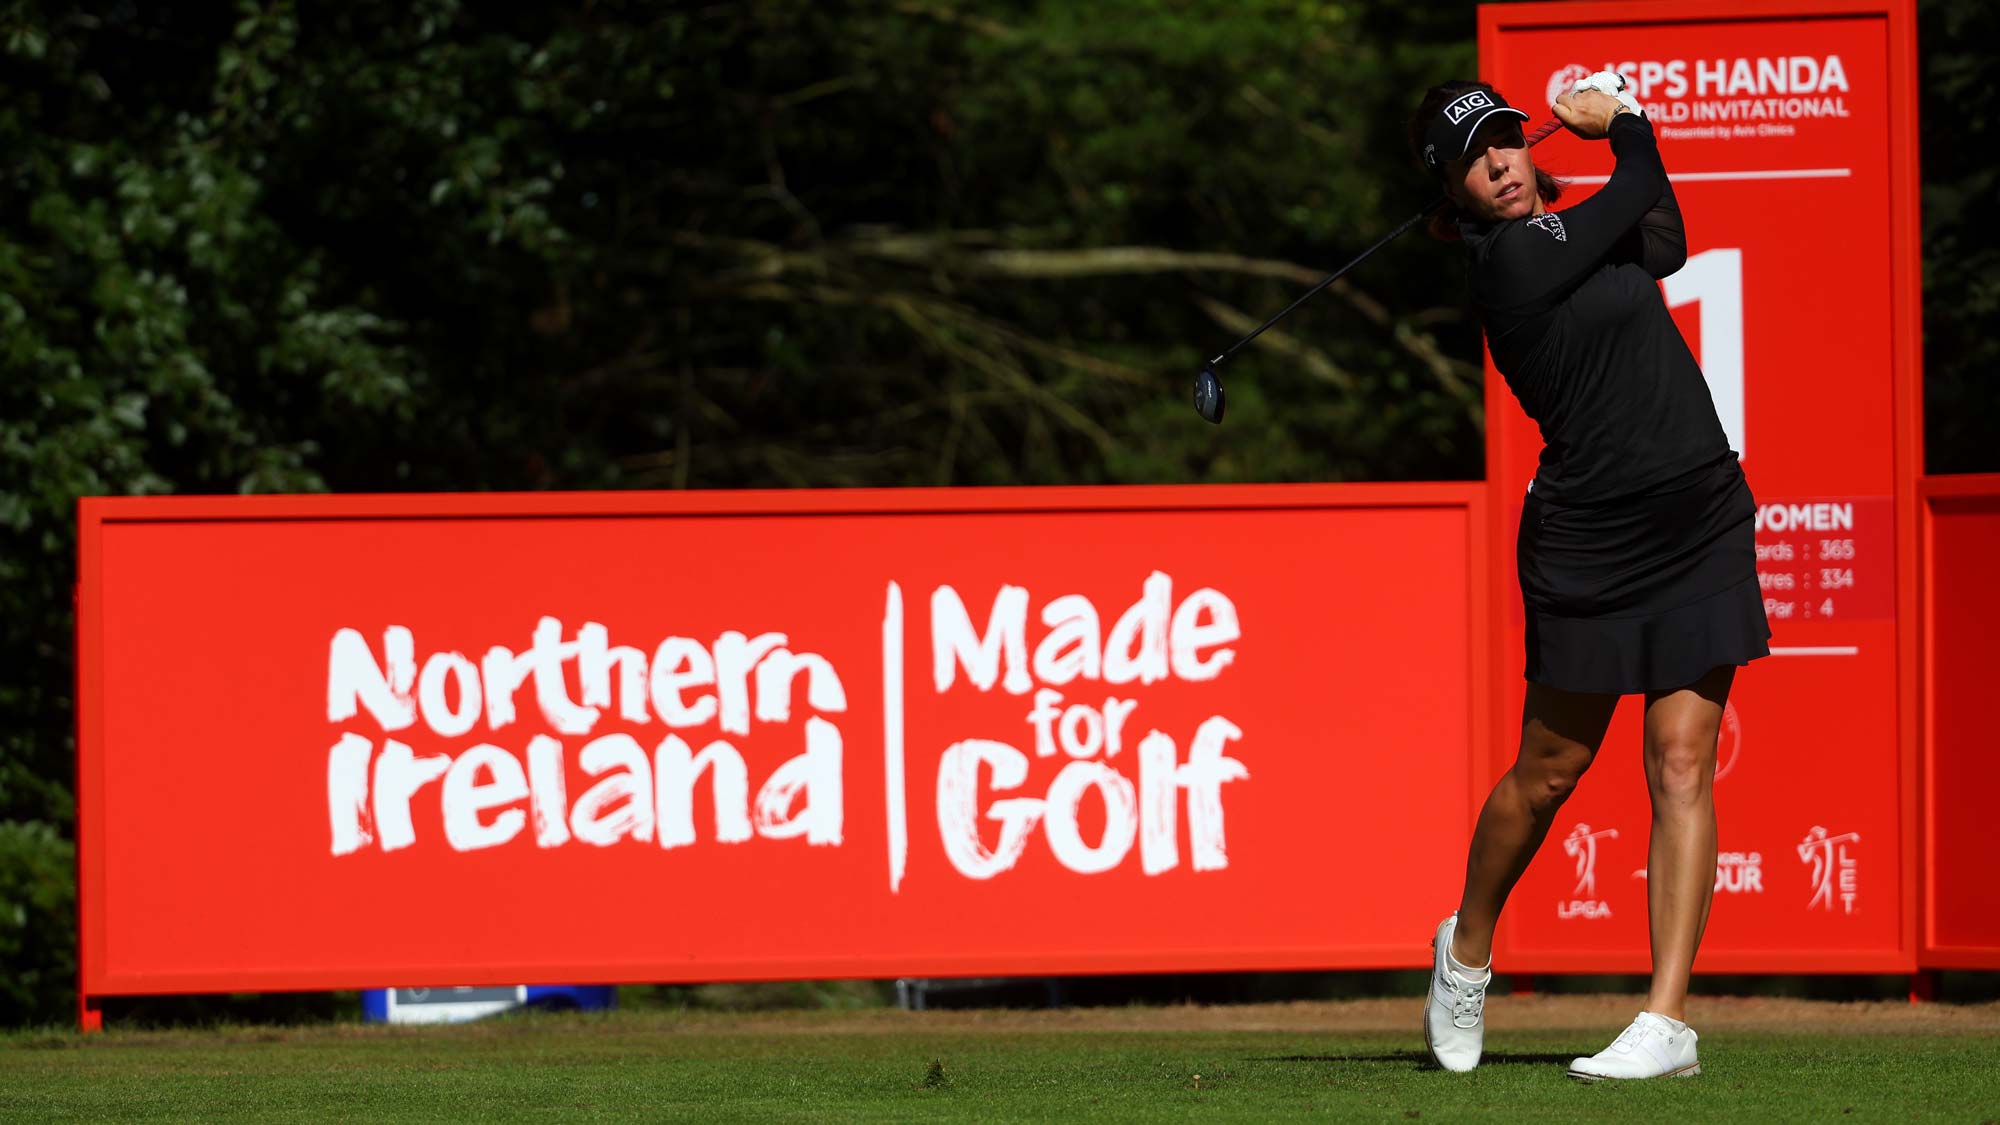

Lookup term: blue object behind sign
[362,985,618,1024]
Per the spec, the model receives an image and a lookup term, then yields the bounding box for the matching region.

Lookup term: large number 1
[1662,248,1745,460]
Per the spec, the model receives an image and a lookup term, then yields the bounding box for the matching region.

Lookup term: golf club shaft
[1207,117,1562,368]
[1524,117,1563,147]
[1208,200,1443,367]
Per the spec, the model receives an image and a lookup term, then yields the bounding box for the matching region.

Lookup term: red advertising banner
[76,485,1491,996]
[1479,0,1922,971]
[1920,476,2000,969]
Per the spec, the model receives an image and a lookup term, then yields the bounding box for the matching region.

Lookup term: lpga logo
[1558,823,1619,920]
[1798,825,1860,913]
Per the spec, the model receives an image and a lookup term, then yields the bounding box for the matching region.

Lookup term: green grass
[3,1004,1996,1121]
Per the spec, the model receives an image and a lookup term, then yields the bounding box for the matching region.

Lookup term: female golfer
[1410,78,1771,1081]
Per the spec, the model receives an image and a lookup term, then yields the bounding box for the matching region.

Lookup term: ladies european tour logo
[1798,826,1859,913]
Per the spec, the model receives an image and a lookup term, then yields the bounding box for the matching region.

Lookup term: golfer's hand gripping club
[1192,117,1561,425]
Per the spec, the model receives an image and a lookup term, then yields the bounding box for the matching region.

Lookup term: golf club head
[1193,364,1225,424]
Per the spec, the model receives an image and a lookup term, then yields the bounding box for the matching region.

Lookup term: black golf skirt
[1518,451,1772,695]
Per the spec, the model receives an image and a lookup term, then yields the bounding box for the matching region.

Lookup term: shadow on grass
[1252,1051,1578,1069]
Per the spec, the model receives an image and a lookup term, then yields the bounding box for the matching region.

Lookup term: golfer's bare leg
[1640,664,1734,1021]
[1452,682,1620,966]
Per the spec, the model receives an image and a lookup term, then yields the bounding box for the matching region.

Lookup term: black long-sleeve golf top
[1458,112,1732,505]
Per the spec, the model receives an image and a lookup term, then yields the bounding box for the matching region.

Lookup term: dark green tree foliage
[0,1,1990,1025]
[0,0,1490,1025]
[0,821,72,1021]
[1918,0,2000,473]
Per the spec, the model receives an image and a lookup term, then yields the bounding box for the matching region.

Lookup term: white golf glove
[1570,69,1644,118]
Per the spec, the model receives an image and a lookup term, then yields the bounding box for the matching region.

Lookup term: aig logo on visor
[1444,90,1495,123]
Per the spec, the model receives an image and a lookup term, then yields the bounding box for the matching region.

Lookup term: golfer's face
[1450,119,1538,222]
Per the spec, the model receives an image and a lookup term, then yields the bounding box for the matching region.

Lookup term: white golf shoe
[1567,1011,1701,1081]
[1422,913,1490,1072]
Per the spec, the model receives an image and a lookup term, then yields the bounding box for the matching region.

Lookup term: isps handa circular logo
[1546,64,1593,109]
[1713,698,1743,782]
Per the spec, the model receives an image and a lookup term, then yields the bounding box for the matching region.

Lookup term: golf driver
[1192,117,1563,424]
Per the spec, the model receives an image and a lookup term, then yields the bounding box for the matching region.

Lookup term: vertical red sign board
[1479,0,1922,972]
[1919,476,2000,970]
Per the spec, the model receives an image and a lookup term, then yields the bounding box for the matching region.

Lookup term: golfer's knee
[1647,738,1713,804]
[1518,761,1586,819]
